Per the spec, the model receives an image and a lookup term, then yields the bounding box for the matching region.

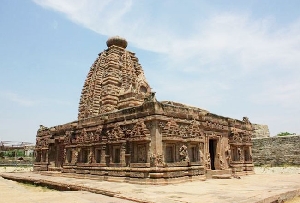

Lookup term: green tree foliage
[0,151,4,158]
[277,132,294,136]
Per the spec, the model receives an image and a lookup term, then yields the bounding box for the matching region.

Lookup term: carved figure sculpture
[199,149,204,164]
[144,92,156,102]
[225,146,231,166]
[88,150,93,163]
[63,148,67,163]
[218,153,225,170]
[237,147,243,161]
[74,150,79,164]
[179,145,189,162]
[206,154,211,169]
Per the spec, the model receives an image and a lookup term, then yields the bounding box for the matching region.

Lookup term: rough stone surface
[0,175,132,203]
[1,170,300,203]
[78,36,151,118]
[34,36,254,183]
[252,135,300,166]
[252,124,270,138]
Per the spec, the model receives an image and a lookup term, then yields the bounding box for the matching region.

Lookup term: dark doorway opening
[209,139,217,170]
[55,143,64,167]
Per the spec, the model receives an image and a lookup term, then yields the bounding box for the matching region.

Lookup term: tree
[277,132,294,136]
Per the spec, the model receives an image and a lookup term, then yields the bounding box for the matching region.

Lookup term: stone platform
[1,169,300,203]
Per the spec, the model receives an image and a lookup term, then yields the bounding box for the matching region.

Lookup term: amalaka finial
[106,36,128,49]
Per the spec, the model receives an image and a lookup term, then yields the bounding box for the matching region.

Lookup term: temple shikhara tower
[35,36,254,184]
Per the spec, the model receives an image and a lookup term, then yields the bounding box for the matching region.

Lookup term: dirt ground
[254,166,300,175]
[286,196,300,203]
[1,166,300,203]
[0,166,33,173]
[2,166,299,174]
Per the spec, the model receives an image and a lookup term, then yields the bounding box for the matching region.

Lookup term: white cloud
[32,1,300,72]
[0,91,36,107]
[34,0,300,75]
[0,91,72,107]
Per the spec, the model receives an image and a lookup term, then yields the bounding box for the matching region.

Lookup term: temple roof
[78,36,152,120]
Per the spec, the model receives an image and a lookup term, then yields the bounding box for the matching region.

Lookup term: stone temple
[34,36,254,184]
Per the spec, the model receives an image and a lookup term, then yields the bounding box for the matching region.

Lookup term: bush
[277,132,294,136]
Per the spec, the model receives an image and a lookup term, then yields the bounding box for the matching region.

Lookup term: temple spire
[78,36,151,120]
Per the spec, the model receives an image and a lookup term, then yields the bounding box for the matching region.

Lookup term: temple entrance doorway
[209,139,217,170]
[55,143,64,168]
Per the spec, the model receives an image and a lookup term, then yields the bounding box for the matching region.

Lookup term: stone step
[212,174,232,179]
[206,169,232,179]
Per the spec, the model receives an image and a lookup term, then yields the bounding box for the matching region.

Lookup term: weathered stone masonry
[252,135,300,166]
[34,36,254,184]
[252,124,270,138]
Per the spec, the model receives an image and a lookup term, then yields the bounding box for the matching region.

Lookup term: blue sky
[1,0,300,143]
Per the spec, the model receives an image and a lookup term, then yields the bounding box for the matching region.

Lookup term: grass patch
[18,182,54,192]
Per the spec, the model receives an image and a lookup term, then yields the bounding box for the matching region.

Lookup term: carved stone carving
[63,148,67,163]
[229,128,243,144]
[78,36,152,119]
[243,117,250,124]
[137,145,147,163]
[76,129,91,143]
[131,120,150,138]
[144,92,156,102]
[225,146,231,166]
[237,147,243,161]
[36,137,49,149]
[88,150,93,163]
[38,125,48,132]
[206,154,211,169]
[107,123,124,141]
[218,153,225,170]
[199,149,204,164]
[187,120,204,139]
[242,133,251,143]
[64,131,73,144]
[179,145,189,162]
[74,149,79,164]
[199,143,205,164]
[150,153,164,167]
[162,119,180,137]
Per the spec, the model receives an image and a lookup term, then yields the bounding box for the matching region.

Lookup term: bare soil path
[1,167,300,203]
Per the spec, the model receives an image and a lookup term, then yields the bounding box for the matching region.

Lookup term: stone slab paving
[0,175,133,203]
[1,169,300,203]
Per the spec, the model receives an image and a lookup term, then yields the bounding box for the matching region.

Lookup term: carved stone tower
[78,36,152,120]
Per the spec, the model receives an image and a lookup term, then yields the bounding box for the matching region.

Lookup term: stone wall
[252,124,270,138]
[252,135,300,166]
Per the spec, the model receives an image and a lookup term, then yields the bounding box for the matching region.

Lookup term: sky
[1,0,300,143]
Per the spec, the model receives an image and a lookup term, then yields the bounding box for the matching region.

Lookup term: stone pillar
[121,142,126,166]
[150,120,163,160]
[199,142,204,165]
[249,146,253,161]
[36,150,41,162]
[73,148,79,164]
[100,145,106,165]
[89,147,94,163]
[45,149,49,163]
[108,145,113,164]
[147,142,151,163]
